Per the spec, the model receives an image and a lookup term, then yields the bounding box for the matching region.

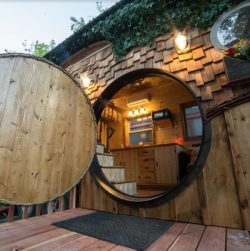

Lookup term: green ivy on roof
[44,0,243,65]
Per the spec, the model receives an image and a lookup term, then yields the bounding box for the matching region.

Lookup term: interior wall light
[128,107,148,117]
[140,107,146,114]
[134,109,139,116]
[80,73,92,88]
[128,110,133,117]
[174,28,190,54]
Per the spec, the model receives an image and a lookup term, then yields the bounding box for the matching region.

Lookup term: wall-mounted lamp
[80,73,92,88]
[128,107,148,117]
[128,110,133,117]
[174,29,190,54]
[140,107,146,114]
[134,109,139,116]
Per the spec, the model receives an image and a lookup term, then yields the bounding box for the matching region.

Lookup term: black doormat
[53,211,173,251]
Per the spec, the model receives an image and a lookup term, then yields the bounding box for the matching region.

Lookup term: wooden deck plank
[79,240,117,251]
[227,228,250,251]
[22,232,83,251]
[110,245,136,251]
[1,227,70,251]
[0,208,79,230]
[168,224,205,251]
[0,208,93,233]
[51,235,98,251]
[146,223,187,251]
[197,226,226,251]
[0,211,80,238]
[0,209,93,245]
[0,224,58,246]
[0,209,249,251]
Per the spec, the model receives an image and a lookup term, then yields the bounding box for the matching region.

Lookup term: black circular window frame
[90,68,212,206]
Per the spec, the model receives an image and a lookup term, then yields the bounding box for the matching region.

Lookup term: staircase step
[102,168,125,182]
[97,153,114,166]
[112,180,137,196]
[96,144,105,154]
[101,165,124,169]
[97,152,113,156]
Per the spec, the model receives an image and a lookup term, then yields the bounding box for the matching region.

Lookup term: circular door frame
[91,68,212,206]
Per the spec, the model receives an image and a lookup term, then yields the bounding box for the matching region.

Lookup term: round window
[210,1,250,50]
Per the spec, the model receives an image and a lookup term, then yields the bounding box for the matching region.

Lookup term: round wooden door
[0,54,97,205]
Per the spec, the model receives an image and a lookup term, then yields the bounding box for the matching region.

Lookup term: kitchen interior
[97,75,203,197]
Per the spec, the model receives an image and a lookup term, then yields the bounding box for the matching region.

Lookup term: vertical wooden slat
[203,115,243,229]
[22,206,29,219]
[224,110,250,230]
[69,187,76,209]
[58,196,64,211]
[81,172,92,209]
[47,202,54,214]
[175,180,202,224]
[35,204,42,216]
[7,205,15,222]
[170,199,177,221]
[197,226,226,251]
[197,171,211,225]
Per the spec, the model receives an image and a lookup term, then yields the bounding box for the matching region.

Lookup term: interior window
[129,116,152,145]
[183,104,202,139]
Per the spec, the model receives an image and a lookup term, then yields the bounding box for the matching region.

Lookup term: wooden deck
[0,208,249,251]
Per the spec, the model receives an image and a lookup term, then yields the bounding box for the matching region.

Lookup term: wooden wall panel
[203,115,242,229]
[230,103,250,199]
[112,149,139,182]
[64,28,250,230]
[79,101,250,230]
[0,55,96,205]
[154,145,179,185]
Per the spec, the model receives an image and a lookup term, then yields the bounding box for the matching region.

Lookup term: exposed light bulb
[175,33,187,51]
[140,107,146,114]
[80,73,91,88]
[128,110,133,117]
[134,109,139,116]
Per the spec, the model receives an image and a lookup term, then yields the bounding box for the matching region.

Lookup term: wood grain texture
[146,223,187,251]
[0,55,96,205]
[224,109,250,229]
[227,228,250,251]
[53,26,250,231]
[197,226,226,251]
[203,115,243,229]
[168,224,205,251]
[0,209,249,251]
[79,102,250,230]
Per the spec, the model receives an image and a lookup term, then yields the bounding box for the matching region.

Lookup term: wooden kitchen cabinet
[138,147,155,184]
[112,149,139,182]
[111,144,182,186]
[154,145,179,186]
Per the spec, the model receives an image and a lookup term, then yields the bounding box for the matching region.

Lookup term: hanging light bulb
[80,73,91,88]
[174,32,188,51]
[134,109,139,116]
[128,110,133,117]
[140,107,146,114]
